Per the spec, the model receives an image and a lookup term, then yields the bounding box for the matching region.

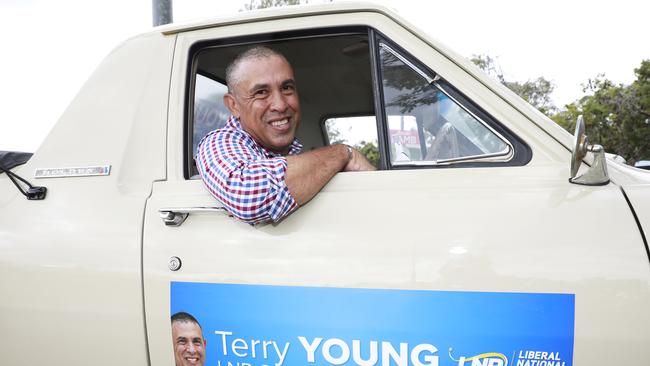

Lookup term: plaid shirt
[196,116,302,224]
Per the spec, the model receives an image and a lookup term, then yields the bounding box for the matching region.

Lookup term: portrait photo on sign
[171,311,207,366]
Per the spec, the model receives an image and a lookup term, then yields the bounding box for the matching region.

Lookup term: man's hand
[344,147,377,172]
[285,144,374,206]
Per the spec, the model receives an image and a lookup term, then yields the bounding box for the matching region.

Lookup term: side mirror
[569,115,610,185]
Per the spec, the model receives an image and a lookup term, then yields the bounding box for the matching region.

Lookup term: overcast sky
[1,0,648,152]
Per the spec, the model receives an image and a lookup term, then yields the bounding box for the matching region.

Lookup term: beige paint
[1,3,648,366]
[146,4,650,366]
[0,32,175,365]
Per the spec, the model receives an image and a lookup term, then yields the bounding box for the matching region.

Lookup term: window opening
[378,42,513,166]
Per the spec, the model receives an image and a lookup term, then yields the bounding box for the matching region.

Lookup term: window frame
[371,34,532,170]
[184,26,532,178]
[183,26,370,179]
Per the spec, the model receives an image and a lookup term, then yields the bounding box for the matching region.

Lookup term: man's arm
[196,129,301,224]
[197,129,374,223]
[285,144,375,205]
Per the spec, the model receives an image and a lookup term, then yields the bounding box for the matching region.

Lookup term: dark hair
[171,311,202,330]
[225,45,288,92]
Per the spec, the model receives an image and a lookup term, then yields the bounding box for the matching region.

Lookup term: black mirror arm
[0,164,47,200]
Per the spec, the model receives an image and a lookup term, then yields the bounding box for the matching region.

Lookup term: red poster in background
[390,129,420,148]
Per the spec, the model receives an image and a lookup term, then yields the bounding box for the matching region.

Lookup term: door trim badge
[34,165,111,178]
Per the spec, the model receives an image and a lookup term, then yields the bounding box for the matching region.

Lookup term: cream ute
[1,3,649,366]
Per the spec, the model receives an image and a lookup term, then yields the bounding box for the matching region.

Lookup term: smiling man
[196,46,375,224]
[171,312,207,366]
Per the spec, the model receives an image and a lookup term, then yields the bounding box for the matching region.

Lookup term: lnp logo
[449,348,508,366]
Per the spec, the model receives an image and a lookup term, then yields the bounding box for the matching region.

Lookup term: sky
[0,0,648,152]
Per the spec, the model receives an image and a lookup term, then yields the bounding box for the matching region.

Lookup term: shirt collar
[228,116,302,156]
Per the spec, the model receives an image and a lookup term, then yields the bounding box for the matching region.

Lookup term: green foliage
[471,54,556,115]
[355,141,380,168]
[504,78,557,116]
[552,61,650,164]
[470,55,504,82]
[472,54,650,163]
[382,51,437,114]
[634,60,650,122]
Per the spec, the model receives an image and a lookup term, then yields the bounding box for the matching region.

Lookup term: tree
[470,54,557,116]
[242,0,328,11]
[470,54,504,82]
[552,61,650,164]
[356,141,380,168]
[503,77,556,116]
[471,54,650,163]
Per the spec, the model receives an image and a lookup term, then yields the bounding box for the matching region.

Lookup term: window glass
[193,74,230,157]
[324,116,379,168]
[379,44,511,165]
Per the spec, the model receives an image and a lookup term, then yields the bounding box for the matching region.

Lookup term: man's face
[225,55,301,154]
[172,321,206,366]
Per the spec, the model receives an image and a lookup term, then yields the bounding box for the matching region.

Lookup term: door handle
[159,207,227,227]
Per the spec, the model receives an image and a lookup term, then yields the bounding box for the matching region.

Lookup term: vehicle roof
[156,2,395,35]
[149,1,574,152]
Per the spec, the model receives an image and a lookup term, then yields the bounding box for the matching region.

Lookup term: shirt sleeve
[195,130,298,224]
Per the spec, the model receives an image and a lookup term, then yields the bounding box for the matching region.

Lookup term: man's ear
[223,93,239,117]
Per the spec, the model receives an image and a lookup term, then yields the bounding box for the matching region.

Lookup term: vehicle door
[143,10,650,366]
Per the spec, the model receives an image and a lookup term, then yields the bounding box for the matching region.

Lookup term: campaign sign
[171,282,574,366]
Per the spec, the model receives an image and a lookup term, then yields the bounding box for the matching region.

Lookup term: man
[196,46,375,224]
[171,312,207,366]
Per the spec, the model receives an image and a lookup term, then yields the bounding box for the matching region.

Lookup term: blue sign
[171,282,574,366]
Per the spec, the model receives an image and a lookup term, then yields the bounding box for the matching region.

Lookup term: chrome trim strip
[34,165,111,179]
[392,150,513,166]
[433,82,514,160]
[159,207,227,214]
[379,42,434,84]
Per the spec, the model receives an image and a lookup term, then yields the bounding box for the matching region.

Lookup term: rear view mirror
[569,115,609,186]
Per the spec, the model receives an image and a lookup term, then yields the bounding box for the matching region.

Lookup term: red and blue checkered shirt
[196,116,302,224]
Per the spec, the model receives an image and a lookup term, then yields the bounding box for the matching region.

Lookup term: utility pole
[152,0,173,26]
